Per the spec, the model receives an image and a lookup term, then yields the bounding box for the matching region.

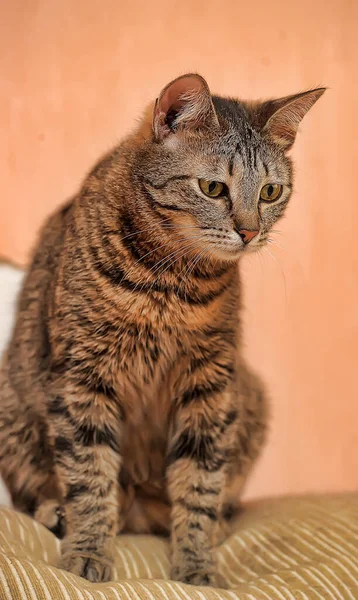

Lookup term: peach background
[1,0,357,499]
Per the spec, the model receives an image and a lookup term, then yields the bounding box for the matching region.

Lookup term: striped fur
[0,74,324,585]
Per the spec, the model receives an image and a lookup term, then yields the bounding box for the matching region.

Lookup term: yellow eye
[199,179,225,198]
[260,183,283,202]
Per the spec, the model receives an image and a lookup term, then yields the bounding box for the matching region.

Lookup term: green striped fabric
[0,494,357,599]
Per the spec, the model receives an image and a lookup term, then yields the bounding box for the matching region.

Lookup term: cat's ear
[255,88,326,149]
[153,74,219,141]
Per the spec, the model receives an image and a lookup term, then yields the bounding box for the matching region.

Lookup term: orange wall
[1,0,358,499]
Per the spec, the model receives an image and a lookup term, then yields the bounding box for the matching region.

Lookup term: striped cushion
[0,495,357,599]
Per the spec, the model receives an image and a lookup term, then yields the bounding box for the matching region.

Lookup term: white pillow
[0,264,24,507]
[0,264,24,357]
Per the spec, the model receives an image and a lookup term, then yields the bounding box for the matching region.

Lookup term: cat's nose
[238,229,259,244]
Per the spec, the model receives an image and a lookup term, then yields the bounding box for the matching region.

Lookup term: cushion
[0,494,357,599]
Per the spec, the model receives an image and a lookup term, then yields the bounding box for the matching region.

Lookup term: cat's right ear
[153,74,219,141]
[253,88,326,150]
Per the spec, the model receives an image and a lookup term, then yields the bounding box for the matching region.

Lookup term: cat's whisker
[143,245,200,298]
[267,237,285,251]
[109,216,203,248]
[160,224,201,230]
[184,245,212,302]
[256,248,265,277]
[111,221,211,285]
[107,217,174,243]
[176,242,208,284]
[177,242,211,301]
[147,237,205,278]
[263,246,288,307]
[120,234,206,284]
[116,220,202,243]
[106,222,214,284]
[179,248,205,302]
[160,238,208,277]
[139,238,206,296]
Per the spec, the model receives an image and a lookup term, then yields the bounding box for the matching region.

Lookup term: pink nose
[238,229,259,244]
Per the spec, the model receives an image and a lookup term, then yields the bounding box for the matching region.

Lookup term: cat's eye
[199,179,226,198]
[260,183,283,202]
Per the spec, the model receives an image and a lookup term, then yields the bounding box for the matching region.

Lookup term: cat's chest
[107,326,183,486]
[121,396,170,487]
[96,319,201,485]
[119,360,175,487]
[111,322,177,387]
[100,323,178,427]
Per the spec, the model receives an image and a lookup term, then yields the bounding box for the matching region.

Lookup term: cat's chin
[210,245,253,262]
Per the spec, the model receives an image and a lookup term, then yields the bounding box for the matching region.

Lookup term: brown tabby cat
[0,74,324,586]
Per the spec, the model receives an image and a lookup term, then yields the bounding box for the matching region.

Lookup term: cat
[0,73,324,586]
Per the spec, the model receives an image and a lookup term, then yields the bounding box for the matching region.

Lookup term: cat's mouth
[200,231,262,261]
[171,226,262,263]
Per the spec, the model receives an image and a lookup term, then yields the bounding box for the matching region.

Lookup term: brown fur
[0,74,324,586]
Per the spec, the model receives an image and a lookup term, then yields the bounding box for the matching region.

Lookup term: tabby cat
[0,74,324,586]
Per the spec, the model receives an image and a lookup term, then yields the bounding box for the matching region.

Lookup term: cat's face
[135,75,324,262]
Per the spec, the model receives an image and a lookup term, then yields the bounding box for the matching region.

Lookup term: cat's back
[4,198,75,389]
[17,196,73,312]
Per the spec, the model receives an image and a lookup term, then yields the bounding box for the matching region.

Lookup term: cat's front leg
[48,387,123,583]
[166,390,238,588]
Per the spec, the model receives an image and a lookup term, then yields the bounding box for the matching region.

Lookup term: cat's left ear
[153,73,219,141]
[256,88,326,150]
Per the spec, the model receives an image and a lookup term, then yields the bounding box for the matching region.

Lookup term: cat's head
[134,74,325,262]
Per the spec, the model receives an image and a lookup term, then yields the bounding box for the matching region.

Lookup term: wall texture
[1,0,357,499]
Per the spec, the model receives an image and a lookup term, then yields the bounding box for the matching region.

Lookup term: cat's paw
[171,563,223,588]
[35,500,66,539]
[176,571,218,587]
[59,551,113,582]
